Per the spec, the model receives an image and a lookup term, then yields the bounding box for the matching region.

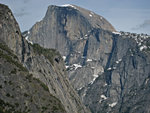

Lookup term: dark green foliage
[0,99,23,113]
[52,105,60,111]
[33,77,49,92]
[0,43,27,71]
[10,68,17,74]
[25,74,33,82]
[38,69,42,73]
[146,42,150,52]
[6,93,10,97]
[24,93,29,97]
[41,106,47,112]
[0,43,18,59]
[40,83,49,92]
[26,74,49,92]
[8,81,12,85]
[4,81,7,84]
[15,103,19,107]
[32,44,61,65]
[52,104,64,112]
[0,50,27,72]
[49,94,66,112]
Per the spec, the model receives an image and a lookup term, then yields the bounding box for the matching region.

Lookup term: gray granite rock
[0,4,90,113]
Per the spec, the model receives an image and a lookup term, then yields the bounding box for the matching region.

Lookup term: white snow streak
[60,4,77,9]
[107,68,112,70]
[65,65,69,69]
[89,74,99,85]
[101,95,107,100]
[25,36,33,45]
[89,14,92,17]
[62,56,66,60]
[112,31,121,35]
[73,64,82,70]
[109,102,117,107]
[116,61,119,64]
[87,59,92,62]
[140,45,147,51]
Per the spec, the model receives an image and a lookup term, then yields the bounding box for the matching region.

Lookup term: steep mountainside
[26,4,150,113]
[0,43,66,113]
[0,4,65,113]
[82,32,150,113]
[0,4,90,113]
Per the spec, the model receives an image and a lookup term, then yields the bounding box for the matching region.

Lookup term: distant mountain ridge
[25,4,150,113]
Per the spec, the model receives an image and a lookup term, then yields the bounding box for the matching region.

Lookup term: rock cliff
[26,4,150,113]
[26,4,115,90]
[82,32,150,113]
[0,4,89,113]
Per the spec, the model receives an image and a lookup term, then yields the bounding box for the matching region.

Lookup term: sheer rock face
[28,5,115,55]
[27,4,150,113]
[0,4,90,113]
[27,5,115,90]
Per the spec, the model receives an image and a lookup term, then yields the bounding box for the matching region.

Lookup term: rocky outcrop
[0,4,22,60]
[26,4,150,113]
[0,4,89,113]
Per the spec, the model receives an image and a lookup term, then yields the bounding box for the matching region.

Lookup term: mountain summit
[55,4,115,31]
[28,4,115,48]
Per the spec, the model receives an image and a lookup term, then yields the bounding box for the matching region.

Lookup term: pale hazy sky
[0,0,150,34]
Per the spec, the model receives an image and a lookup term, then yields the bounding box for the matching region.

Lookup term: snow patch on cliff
[61,4,77,9]
[101,95,107,100]
[109,102,117,107]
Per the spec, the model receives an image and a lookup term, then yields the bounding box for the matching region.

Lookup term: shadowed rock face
[26,4,150,113]
[82,34,150,113]
[0,4,90,113]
